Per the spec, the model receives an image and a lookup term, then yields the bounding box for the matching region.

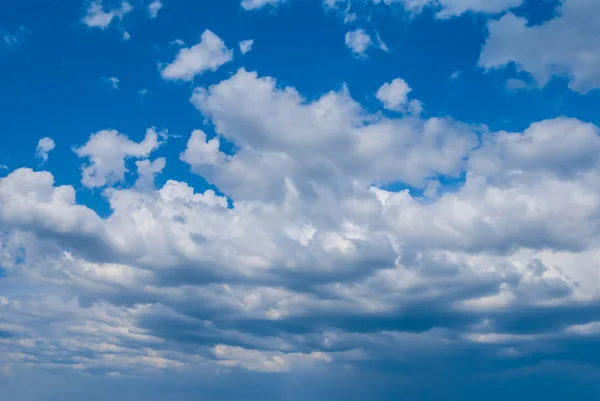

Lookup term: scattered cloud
[376,77,422,115]
[480,0,600,93]
[73,128,163,188]
[239,39,254,54]
[161,29,233,81]
[374,30,388,52]
[103,76,120,89]
[374,0,522,18]
[345,28,372,57]
[35,137,55,164]
[148,0,163,18]
[241,0,286,10]
[82,0,132,30]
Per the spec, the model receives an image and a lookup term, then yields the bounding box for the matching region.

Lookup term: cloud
[73,128,163,188]
[374,0,522,18]
[241,0,286,10]
[479,0,600,93]
[3,67,600,390]
[376,78,411,111]
[148,0,163,18]
[35,137,55,164]
[82,0,132,30]
[239,39,254,54]
[376,78,423,115]
[2,26,30,49]
[345,29,372,57]
[104,76,120,89]
[161,30,233,81]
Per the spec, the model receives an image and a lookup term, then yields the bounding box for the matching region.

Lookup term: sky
[2,0,600,399]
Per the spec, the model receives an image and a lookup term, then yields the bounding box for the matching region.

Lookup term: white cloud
[375,0,522,18]
[35,137,55,164]
[376,78,423,115]
[83,1,133,30]
[189,69,470,199]
[148,0,163,18]
[73,128,163,188]
[376,78,412,111]
[239,39,254,54]
[241,0,286,10]
[135,158,166,190]
[480,0,600,93]
[104,76,120,89]
[345,28,372,57]
[375,31,388,52]
[161,30,233,81]
[3,67,600,382]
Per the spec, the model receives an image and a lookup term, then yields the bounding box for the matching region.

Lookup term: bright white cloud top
[35,137,55,163]
[161,30,233,81]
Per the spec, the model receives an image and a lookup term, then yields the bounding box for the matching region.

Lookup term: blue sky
[2,0,600,399]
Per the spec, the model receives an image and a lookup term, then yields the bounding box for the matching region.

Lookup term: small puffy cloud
[148,0,163,18]
[73,128,163,188]
[35,137,56,164]
[241,0,285,10]
[239,39,254,54]
[170,38,184,46]
[139,88,149,96]
[376,78,422,115]
[83,0,133,30]
[376,78,412,111]
[480,0,600,93]
[161,30,233,81]
[104,76,120,89]
[345,28,372,57]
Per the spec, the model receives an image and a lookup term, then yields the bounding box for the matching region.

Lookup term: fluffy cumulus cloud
[345,28,372,57]
[35,137,55,163]
[82,0,132,30]
[3,64,600,387]
[376,78,422,115]
[480,0,600,93]
[161,30,233,81]
[73,128,163,188]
